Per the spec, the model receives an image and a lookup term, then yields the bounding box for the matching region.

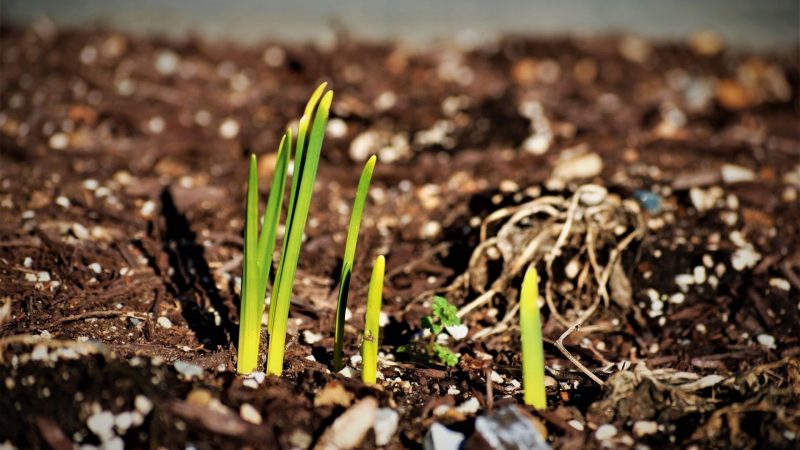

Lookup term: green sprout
[333,155,377,372]
[423,296,460,335]
[361,255,385,385]
[431,343,459,367]
[399,296,462,367]
[266,83,333,376]
[237,131,290,374]
[520,266,546,409]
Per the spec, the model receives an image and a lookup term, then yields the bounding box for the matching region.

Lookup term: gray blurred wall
[3,0,799,49]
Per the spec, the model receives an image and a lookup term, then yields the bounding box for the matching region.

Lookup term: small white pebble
[55,196,71,208]
[87,411,115,441]
[568,420,585,431]
[668,293,686,304]
[595,424,618,440]
[757,334,776,349]
[702,254,714,268]
[731,247,761,271]
[302,329,323,344]
[155,50,179,75]
[88,263,102,274]
[455,397,481,415]
[262,46,285,67]
[114,412,133,432]
[565,259,581,279]
[219,118,240,139]
[421,221,442,238]
[326,118,348,138]
[31,344,49,361]
[134,395,153,415]
[83,179,99,191]
[157,316,172,329]
[633,420,658,437]
[23,257,33,268]
[675,274,695,292]
[693,266,707,284]
[769,278,791,291]
[147,116,165,134]
[721,164,756,184]
[49,133,69,150]
[432,404,452,417]
[37,271,51,282]
[140,200,157,218]
[489,371,504,383]
[105,437,124,450]
[240,403,262,424]
[445,324,468,341]
[71,223,90,240]
[373,408,400,446]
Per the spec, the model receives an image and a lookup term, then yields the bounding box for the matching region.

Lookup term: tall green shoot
[520,267,546,408]
[266,84,333,376]
[236,132,291,374]
[333,155,377,371]
[362,255,385,385]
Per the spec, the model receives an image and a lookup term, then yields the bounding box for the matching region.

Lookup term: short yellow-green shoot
[520,266,546,409]
[361,255,385,385]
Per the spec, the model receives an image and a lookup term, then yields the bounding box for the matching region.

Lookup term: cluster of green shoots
[237,83,385,384]
[235,82,547,406]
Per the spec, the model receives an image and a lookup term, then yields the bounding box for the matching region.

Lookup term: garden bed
[1,24,799,449]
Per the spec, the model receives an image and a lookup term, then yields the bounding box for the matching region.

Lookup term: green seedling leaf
[361,255,385,385]
[237,154,261,374]
[333,156,377,372]
[267,85,333,376]
[432,343,459,367]
[432,296,460,327]
[257,130,291,307]
[269,82,328,336]
[520,266,546,409]
[421,316,441,335]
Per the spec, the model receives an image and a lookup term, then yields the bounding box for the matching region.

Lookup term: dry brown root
[451,184,645,385]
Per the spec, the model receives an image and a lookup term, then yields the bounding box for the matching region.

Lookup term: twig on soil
[386,242,451,280]
[44,309,150,329]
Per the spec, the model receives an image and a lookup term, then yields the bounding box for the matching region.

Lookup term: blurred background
[3,0,799,49]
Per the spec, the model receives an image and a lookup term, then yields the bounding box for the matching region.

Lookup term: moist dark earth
[1,22,799,450]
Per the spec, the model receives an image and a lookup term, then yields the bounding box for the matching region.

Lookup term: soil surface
[1,23,799,450]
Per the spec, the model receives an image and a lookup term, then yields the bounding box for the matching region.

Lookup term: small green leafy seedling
[237,131,291,374]
[520,266,546,409]
[333,156,377,372]
[398,296,461,367]
[423,296,461,335]
[361,255,385,385]
[266,83,333,376]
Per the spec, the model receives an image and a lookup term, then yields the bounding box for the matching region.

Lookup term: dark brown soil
[1,23,799,449]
